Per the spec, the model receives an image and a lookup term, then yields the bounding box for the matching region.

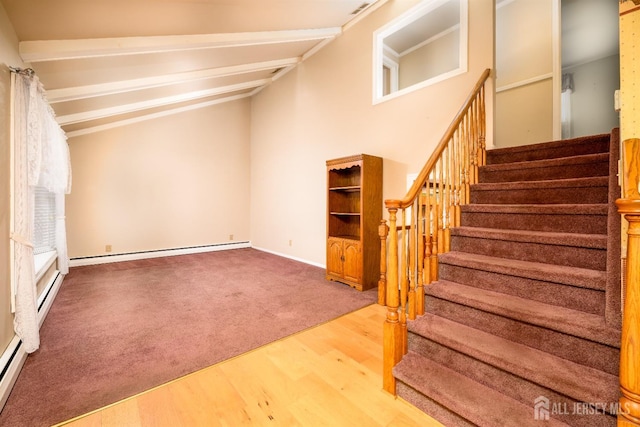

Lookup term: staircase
[393,132,622,426]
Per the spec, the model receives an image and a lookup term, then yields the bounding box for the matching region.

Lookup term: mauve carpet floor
[0,248,377,427]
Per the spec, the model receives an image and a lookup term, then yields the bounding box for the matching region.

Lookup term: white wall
[0,2,25,354]
[250,0,494,266]
[564,54,620,138]
[66,99,252,258]
[399,29,460,89]
[495,0,555,147]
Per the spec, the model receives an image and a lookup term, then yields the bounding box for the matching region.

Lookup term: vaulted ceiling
[1,0,386,137]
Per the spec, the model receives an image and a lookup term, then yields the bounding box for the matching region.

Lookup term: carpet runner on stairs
[394,131,622,426]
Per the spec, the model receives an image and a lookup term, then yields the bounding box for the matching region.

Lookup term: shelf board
[328,186,361,192]
[328,235,360,240]
[329,212,360,216]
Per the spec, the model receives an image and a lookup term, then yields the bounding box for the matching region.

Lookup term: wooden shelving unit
[326,154,383,291]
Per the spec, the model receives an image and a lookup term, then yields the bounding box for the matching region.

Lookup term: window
[33,186,57,255]
[373,0,468,104]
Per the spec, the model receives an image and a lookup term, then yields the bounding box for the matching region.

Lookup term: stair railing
[382,69,491,394]
[616,138,640,426]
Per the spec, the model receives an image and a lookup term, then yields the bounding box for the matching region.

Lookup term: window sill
[35,251,57,282]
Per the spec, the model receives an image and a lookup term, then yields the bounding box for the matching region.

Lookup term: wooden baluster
[408,200,417,320]
[400,209,408,355]
[454,128,462,227]
[453,130,462,227]
[617,138,640,426]
[430,170,439,282]
[443,145,451,253]
[378,220,388,305]
[479,87,487,167]
[425,178,433,285]
[470,103,479,186]
[417,184,425,315]
[437,156,445,256]
[383,205,402,395]
[462,113,471,205]
[447,142,455,251]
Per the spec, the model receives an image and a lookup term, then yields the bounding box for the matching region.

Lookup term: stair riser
[450,235,607,270]
[470,186,608,204]
[438,262,605,315]
[405,334,617,427]
[479,160,609,183]
[460,211,607,234]
[423,297,619,375]
[396,382,476,427]
[486,138,609,165]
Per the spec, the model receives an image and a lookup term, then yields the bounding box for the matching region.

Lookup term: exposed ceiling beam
[56,78,270,125]
[64,93,252,139]
[47,57,300,103]
[20,28,342,62]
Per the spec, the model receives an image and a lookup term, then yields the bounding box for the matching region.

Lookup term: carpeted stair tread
[479,152,609,182]
[408,314,620,405]
[426,280,620,347]
[451,226,607,249]
[394,351,571,427]
[459,204,608,234]
[438,251,606,290]
[470,176,609,204]
[461,203,608,215]
[472,176,608,191]
[486,134,610,165]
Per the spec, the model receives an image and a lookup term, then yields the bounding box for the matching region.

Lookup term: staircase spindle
[430,169,439,282]
[408,199,417,320]
[378,220,388,305]
[417,190,425,316]
[400,208,408,355]
[444,145,452,253]
[424,181,433,286]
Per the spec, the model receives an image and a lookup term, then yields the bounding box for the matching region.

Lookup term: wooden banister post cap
[378,220,389,236]
[616,199,640,216]
[385,200,401,210]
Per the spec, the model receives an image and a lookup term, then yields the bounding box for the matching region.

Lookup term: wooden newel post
[383,203,403,395]
[617,138,640,426]
[378,220,389,305]
[617,202,640,426]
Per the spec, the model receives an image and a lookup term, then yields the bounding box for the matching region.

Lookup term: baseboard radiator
[0,271,63,411]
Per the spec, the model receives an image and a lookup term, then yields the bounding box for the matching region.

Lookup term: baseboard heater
[0,270,63,411]
[69,241,251,267]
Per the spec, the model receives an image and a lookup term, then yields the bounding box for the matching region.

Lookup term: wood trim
[69,242,251,267]
[495,72,553,93]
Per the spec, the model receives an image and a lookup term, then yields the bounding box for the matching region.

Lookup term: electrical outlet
[229,234,234,240]
[105,244,112,252]
[289,240,292,246]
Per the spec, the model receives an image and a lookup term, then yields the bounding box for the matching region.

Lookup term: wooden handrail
[382,69,491,395]
[385,68,491,210]
[616,138,640,426]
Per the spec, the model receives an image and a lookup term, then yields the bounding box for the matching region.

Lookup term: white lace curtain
[11,69,71,353]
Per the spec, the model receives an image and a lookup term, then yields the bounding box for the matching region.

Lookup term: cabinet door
[327,237,344,278]
[342,240,362,284]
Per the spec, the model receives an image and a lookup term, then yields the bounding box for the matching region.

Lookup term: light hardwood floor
[56,303,442,427]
